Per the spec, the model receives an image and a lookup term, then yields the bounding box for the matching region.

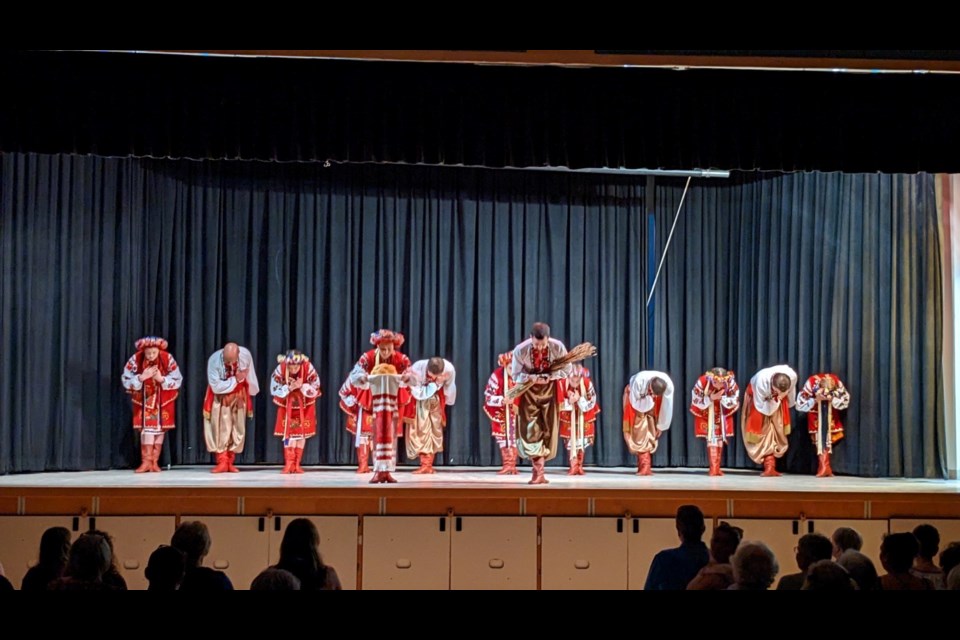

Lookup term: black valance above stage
[3,50,960,173]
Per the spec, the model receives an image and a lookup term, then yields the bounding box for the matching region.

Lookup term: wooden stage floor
[2,466,958,519]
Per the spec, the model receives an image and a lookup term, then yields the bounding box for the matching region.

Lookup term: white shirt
[270,361,321,400]
[750,365,798,416]
[207,347,260,397]
[121,353,183,392]
[408,359,457,405]
[628,370,674,431]
[510,338,571,383]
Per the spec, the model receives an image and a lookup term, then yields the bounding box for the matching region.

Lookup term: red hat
[497,351,513,367]
[370,329,405,348]
[135,336,168,351]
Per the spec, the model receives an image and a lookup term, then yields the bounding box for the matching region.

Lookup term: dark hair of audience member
[250,568,301,591]
[49,532,114,590]
[275,518,340,590]
[831,527,863,557]
[939,542,960,577]
[88,529,128,590]
[796,533,834,572]
[20,526,71,591]
[710,522,743,564]
[171,521,234,591]
[676,505,706,543]
[913,524,940,561]
[145,545,186,591]
[881,533,920,573]
[802,560,857,591]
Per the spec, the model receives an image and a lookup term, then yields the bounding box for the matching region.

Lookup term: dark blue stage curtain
[3,51,960,173]
[0,154,647,473]
[648,172,944,478]
[0,154,943,476]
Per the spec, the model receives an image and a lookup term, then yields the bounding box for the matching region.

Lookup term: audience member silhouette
[171,521,234,591]
[270,518,342,591]
[20,526,71,592]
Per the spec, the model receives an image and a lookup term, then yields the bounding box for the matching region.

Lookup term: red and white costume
[121,337,183,473]
[484,352,521,474]
[742,365,797,477]
[270,351,323,474]
[690,369,740,477]
[402,358,457,474]
[338,329,411,480]
[558,366,600,475]
[796,373,850,477]
[510,337,571,485]
[203,345,260,473]
[622,371,674,475]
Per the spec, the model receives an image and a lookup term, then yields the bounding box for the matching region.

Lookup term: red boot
[281,447,295,474]
[497,447,519,475]
[211,451,230,474]
[761,455,782,477]
[816,453,834,478]
[497,447,511,474]
[135,444,152,473]
[293,447,305,474]
[528,456,549,485]
[637,452,653,476]
[708,446,724,477]
[150,441,163,472]
[226,451,240,473]
[356,443,371,474]
[567,449,585,476]
[567,450,579,476]
[508,447,520,475]
[412,453,435,474]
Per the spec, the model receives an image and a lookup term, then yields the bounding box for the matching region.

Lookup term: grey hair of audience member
[731,541,779,590]
[836,549,880,591]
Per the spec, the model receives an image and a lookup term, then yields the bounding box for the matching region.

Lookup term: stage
[2,466,958,519]
[3,465,959,590]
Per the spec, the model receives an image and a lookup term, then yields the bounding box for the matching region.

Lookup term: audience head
[837,549,880,591]
[731,541,779,590]
[710,521,743,564]
[912,524,940,562]
[939,542,960,577]
[947,565,960,590]
[796,532,833,572]
[880,532,920,573]
[831,527,863,559]
[171,521,213,568]
[65,532,112,583]
[676,505,706,544]
[37,526,72,572]
[801,560,857,591]
[250,568,301,591]
[145,545,186,591]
